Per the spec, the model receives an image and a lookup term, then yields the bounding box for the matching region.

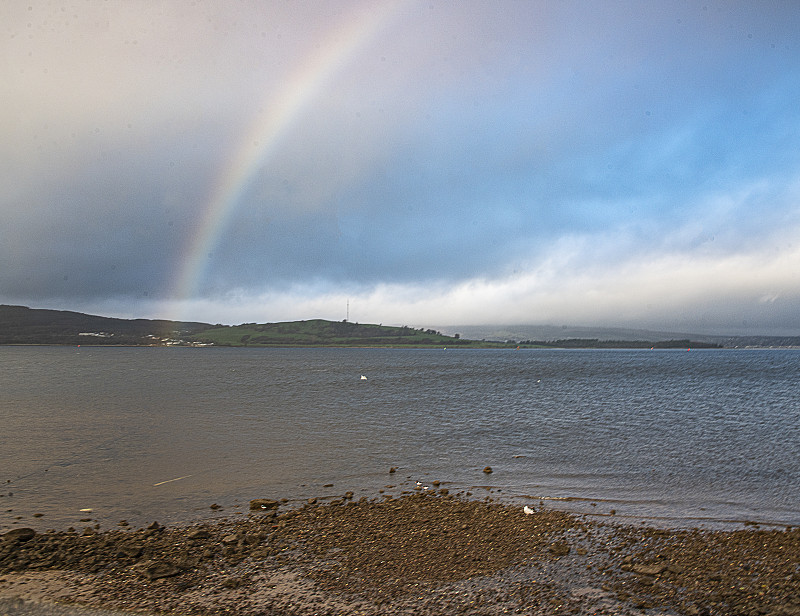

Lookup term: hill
[0,305,211,346]
[0,306,466,347]
[185,319,466,347]
[436,324,799,349]
[5,305,795,348]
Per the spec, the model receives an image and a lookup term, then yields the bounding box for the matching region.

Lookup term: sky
[2,1,800,335]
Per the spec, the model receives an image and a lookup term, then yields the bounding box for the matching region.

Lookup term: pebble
[1,493,797,616]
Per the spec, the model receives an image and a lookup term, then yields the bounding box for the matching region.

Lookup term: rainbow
[171,4,401,320]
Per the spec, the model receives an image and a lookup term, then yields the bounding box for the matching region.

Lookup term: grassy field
[187,319,472,347]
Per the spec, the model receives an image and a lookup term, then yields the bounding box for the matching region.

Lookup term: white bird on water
[360,375,367,380]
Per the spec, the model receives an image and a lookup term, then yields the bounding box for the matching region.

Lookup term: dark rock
[548,540,570,556]
[221,533,239,545]
[136,560,182,580]
[2,528,35,543]
[187,529,210,540]
[666,562,684,574]
[632,563,666,576]
[249,499,279,511]
[117,543,143,558]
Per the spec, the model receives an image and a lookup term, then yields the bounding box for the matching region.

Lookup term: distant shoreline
[1,341,740,349]
[4,305,800,348]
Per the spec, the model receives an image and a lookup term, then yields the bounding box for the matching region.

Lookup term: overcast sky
[3,1,800,335]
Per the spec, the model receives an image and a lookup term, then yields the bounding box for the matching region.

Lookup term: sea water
[1,346,798,531]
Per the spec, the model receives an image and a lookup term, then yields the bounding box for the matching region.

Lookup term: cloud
[138,216,800,337]
[2,1,800,334]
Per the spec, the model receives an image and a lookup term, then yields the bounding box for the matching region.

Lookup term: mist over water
[1,346,798,531]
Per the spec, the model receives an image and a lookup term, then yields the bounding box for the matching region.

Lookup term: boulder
[2,528,35,543]
[249,498,279,511]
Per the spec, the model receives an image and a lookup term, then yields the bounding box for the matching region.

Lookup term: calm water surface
[1,346,798,531]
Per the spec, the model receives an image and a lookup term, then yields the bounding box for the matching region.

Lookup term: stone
[221,534,239,545]
[1,528,35,543]
[249,499,279,511]
[187,529,210,540]
[137,560,182,580]
[548,540,571,556]
[632,563,666,576]
[117,543,143,558]
[666,562,685,574]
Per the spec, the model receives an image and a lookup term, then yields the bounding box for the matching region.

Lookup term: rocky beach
[1,490,798,616]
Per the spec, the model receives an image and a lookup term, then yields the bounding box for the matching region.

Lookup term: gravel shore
[1,491,798,616]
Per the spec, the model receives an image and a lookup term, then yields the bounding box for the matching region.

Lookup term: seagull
[523,505,534,515]
[360,375,367,380]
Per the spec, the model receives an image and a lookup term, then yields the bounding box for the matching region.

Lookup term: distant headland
[3,304,797,348]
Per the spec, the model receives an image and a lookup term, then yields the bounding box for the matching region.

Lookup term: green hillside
[0,305,211,345]
[0,305,737,348]
[187,319,467,347]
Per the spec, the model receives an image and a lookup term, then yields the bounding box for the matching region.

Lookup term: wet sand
[1,491,798,616]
